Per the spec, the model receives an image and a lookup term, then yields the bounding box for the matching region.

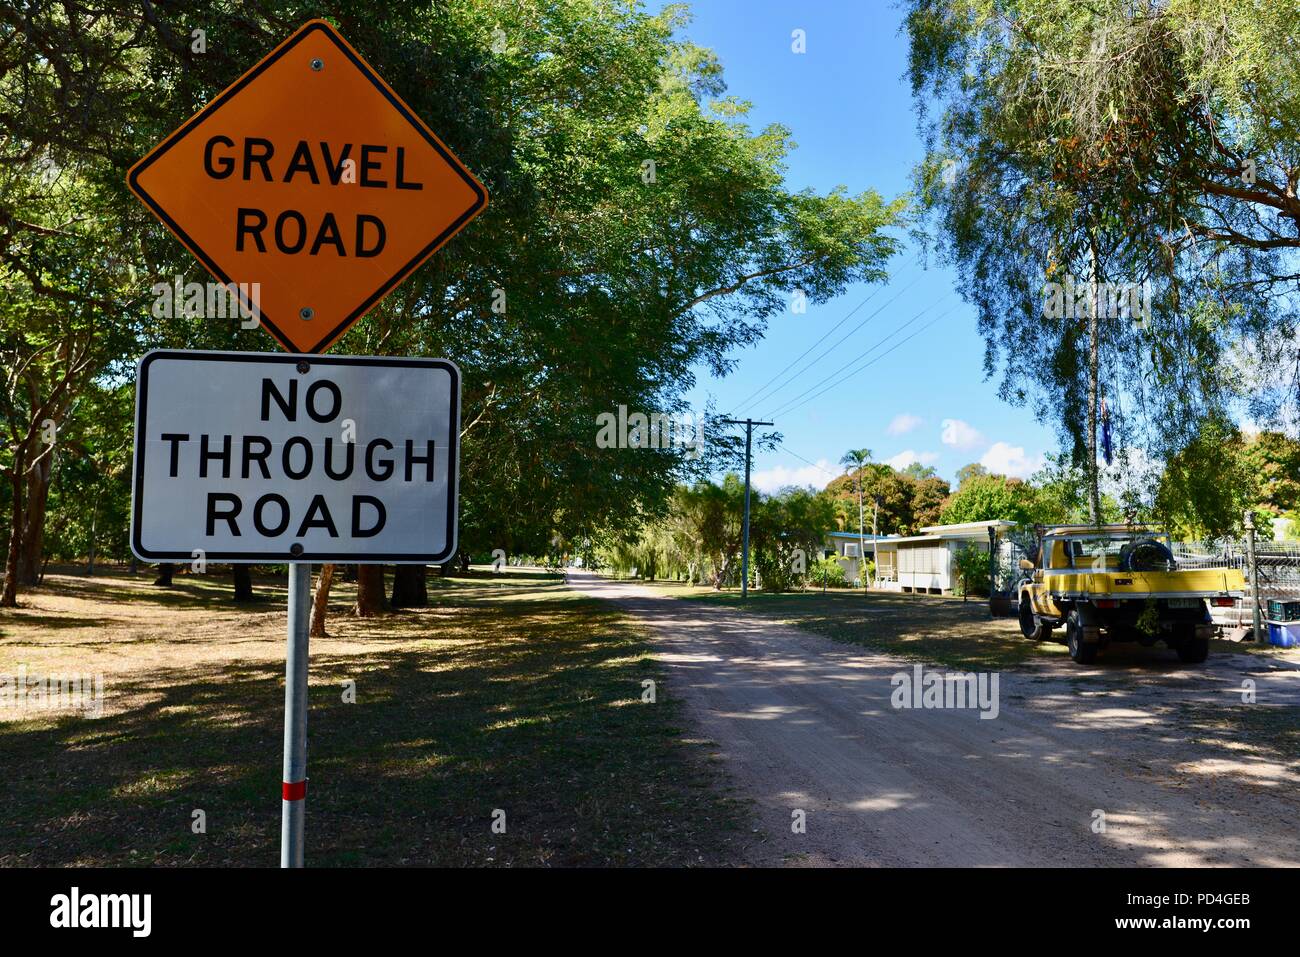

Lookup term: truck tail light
[1211,596,1237,607]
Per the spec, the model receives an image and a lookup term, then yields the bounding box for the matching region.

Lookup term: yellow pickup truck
[1017,525,1245,665]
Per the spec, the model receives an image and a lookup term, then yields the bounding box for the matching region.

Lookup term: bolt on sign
[127,19,487,354]
[130,351,460,564]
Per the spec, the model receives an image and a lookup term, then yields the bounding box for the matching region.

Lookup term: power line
[765,295,955,418]
[772,305,959,418]
[734,271,924,413]
[775,443,843,480]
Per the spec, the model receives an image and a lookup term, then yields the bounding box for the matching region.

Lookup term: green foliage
[598,476,836,592]
[951,543,991,597]
[1030,453,1124,525]
[1,0,905,585]
[904,0,1298,528]
[749,486,836,592]
[1241,431,1300,524]
[940,472,1038,526]
[824,463,951,535]
[1155,417,1257,539]
[809,555,847,588]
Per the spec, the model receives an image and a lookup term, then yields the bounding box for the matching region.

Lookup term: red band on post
[282,780,307,801]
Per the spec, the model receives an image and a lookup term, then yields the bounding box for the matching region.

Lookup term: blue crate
[1266,599,1300,622]
[1266,621,1300,648]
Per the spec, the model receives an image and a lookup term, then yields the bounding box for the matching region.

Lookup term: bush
[952,543,991,598]
[809,556,848,588]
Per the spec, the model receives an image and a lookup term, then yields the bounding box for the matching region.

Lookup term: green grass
[0,569,748,866]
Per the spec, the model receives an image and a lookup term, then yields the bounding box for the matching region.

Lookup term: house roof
[918,520,1019,535]
[825,520,1018,547]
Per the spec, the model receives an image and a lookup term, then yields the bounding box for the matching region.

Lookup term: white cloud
[750,459,836,493]
[979,442,1045,479]
[941,418,984,449]
[883,449,939,470]
[886,413,923,436]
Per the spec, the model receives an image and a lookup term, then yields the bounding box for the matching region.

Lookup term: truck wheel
[1066,610,1099,664]
[1176,635,1211,664]
[1018,596,1052,642]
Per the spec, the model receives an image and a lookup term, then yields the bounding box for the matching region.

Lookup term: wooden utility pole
[720,418,773,598]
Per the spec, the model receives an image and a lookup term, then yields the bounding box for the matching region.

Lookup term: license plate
[1167,598,1201,609]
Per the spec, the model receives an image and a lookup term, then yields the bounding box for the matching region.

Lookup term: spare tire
[1120,538,1175,573]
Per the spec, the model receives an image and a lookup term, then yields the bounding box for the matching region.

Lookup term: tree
[951,542,991,599]
[2,1,904,612]
[749,486,835,592]
[390,566,428,608]
[232,566,255,603]
[910,475,951,529]
[354,565,387,618]
[839,448,873,582]
[1029,454,1094,525]
[1241,431,1300,526]
[940,471,1039,526]
[904,0,1294,530]
[1155,417,1257,538]
[824,464,950,535]
[310,564,335,638]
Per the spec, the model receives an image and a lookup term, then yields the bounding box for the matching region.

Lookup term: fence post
[1244,511,1263,644]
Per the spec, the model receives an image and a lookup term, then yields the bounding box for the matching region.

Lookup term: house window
[843,543,858,558]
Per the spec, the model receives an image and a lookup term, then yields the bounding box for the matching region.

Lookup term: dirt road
[567,570,1300,867]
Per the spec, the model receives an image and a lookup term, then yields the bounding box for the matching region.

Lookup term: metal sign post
[129,352,463,867]
[281,562,311,867]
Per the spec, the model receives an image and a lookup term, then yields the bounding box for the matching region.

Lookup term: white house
[825,520,1018,594]
[823,531,898,585]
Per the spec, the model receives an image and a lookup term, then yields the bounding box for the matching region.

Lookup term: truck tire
[1176,634,1211,664]
[1066,609,1099,664]
[1018,595,1052,642]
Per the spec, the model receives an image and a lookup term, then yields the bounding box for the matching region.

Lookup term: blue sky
[662,0,1057,491]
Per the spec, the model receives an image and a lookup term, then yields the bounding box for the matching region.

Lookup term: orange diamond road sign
[128,19,487,354]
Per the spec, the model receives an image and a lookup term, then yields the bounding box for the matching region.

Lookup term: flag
[1100,398,1113,465]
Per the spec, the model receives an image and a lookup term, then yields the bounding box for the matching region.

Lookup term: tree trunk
[713,555,729,590]
[354,564,386,617]
[1086,237,1102,525]
[1,451,24,607]
[310,563,335,637]
[153,563,175,587]
[390,564,427,607]
[18,452,52,586]
[232,565,254,602]
[458,551,470,575]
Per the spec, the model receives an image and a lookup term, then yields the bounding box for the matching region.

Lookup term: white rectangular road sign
[131,350,460,563]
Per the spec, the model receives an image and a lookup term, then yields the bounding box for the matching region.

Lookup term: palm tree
[840,448,873,588]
